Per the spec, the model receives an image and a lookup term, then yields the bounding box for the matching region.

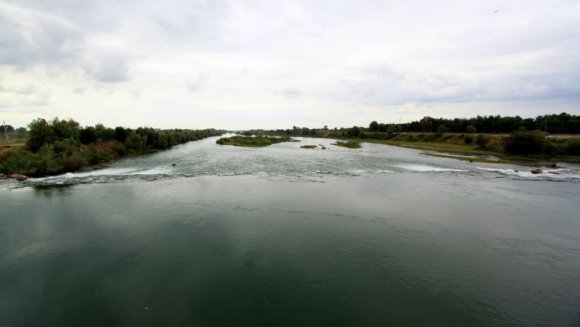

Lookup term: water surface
[1,136,579,326]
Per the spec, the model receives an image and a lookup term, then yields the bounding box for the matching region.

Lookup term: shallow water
[1,136,580,326]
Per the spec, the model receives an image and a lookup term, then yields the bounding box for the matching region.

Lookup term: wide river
[1,136,580,326]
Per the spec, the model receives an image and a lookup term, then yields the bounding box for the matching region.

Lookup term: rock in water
[530,169,543,175]
[9,174,29,181]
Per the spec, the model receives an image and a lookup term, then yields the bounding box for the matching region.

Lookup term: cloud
[1,0,579,128]
[0,83,38,95]
[0,2,82,67]
[278,88,304,98]
[0,82,51,108]
[82,51,131,83]
[186,72,208,93]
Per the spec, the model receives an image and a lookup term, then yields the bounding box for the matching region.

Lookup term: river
[1,136,579,326]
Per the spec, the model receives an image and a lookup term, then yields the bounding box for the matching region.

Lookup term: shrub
[504,130,547,155]
[0,149,38,175]
[112,143,127,156]
[464,135,473,144]
[475,134,489,148]
[565,139,580,155]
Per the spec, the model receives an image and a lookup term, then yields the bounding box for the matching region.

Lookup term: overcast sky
[1,0,579,129]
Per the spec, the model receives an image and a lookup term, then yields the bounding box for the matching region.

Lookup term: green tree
[80,127,97,144]
[466,125,477,133]
[114,126,128,142]
[347,126,361,138]
[125,132,147,153]
[420,117,433,132]
[369,121,379,132]
[378,123,388,132]
[437,125,449,134]
[51,118,80,140]
[27,118,56,152]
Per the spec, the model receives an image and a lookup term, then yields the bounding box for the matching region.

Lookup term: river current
[1,136,579,326]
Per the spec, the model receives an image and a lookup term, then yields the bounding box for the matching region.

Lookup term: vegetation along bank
[0,118,223,178]
[243,113,580,163]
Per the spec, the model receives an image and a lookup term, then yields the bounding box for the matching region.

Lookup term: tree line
[253,112,579,138]
[0,117,222,177]
[367,112,580,134]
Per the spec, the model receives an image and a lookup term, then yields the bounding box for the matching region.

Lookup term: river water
[1,136,579,326]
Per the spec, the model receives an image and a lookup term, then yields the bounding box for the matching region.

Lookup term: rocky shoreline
[0,173,29,181]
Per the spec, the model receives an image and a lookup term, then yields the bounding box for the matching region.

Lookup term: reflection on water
[1,137,580,326]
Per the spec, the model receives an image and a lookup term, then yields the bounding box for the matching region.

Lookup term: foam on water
[394,164,466,172]
[127,167,173,175]
[477,167,580,180]
[26,166,176,186]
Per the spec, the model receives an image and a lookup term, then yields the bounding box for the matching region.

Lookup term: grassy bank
[364,132,580,164]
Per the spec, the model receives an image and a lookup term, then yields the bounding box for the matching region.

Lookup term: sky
[1,0,579,129]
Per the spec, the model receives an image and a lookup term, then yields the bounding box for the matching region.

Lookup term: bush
[112,143,127,156]
[565,139,580,155]
[504,130,547,155]
[0,149,38,175]
[475,134,489,148]
[464,135,473,144]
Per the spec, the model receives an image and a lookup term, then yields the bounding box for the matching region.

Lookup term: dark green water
[1,137,580,326]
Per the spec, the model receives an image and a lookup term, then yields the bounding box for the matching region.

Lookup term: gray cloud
[186,72,208,93]
[0,2,82,66]
[82,51,130,83]
[1,0,579,128]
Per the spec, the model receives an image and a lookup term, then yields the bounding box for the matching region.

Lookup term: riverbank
[358,132,580,165]
[0,118,223,179]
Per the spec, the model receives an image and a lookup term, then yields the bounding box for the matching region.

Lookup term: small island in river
[216,135,295,147]
[332,140,361,149]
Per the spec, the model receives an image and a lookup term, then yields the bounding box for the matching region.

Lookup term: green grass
[366,139,494,154]
[365,136,580,164]
[0,135,27,146]
[332,140,361,149]
[216,135,295,147]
